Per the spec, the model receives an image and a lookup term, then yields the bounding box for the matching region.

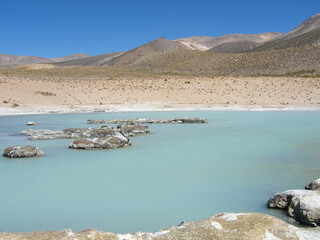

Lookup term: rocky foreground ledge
[1,212,319,240]
[87,117,207,124]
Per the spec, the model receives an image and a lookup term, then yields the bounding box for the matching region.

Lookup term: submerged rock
[26,121,37,126]
[268,188,320,226]
[21,127,117,140]
[87,117,207,124]
[118,121,150,137]
[69,132,131,150]
[0,213,313,239]
[2,146,44,158]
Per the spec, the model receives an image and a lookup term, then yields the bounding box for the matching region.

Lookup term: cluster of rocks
[3,118,163,157]
[69,133,131,150]
[21,123,150,141]
[1,212,317,240]
[2,118,207,158]
[87,117,208,124]
[268,177,320,227]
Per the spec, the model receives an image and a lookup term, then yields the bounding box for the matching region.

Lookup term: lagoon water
[1,111,320,233]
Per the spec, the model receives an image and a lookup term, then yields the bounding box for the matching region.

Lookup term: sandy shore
[1,104,320,116]
[1,75,320,115]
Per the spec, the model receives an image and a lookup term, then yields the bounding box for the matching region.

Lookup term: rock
[0,213,312,239]
[26,121,38,126]
[69,132,131,150]
[69,139,97,149]
[306,178,320,190]
[21,127,117,140]
[118,121,150,137]
[2,146,45,158]
[87,117,207,124]
[268,189,320,226]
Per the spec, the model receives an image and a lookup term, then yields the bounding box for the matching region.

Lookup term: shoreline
[1,103,320,116]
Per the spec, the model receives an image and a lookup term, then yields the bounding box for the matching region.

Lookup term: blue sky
[1,0,319,58]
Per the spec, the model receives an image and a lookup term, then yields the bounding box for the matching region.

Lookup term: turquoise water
[1,111,320,233]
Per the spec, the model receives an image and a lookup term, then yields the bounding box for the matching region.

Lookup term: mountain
[175,32,282,52]
[207,41,260,53]
[51,53,91,62]
[53,52,122,66]
[56,37,189,67]
[0,53,91,67]
[251,13,320,51]
[129,45,320,77]
[2,12,320,69]
[104,37,189,67]
[0,54,53,67]
[173,36,215,51]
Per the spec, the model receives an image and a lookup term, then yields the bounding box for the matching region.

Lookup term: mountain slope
[251,13,320,51]
[103,37,190,67]
[0,53,91,67]
[53,52,122,66]
[129,45,320,76]
[207,41,260,53]
[282,13,320,38]
[51,53,91,62]
[175,32,282,52]
[0,54,53,67]
[56,37,190,67]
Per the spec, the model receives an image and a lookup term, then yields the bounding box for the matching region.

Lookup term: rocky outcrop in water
[69,132,131,150]
[21,127,117,140]
[87,117,207,124]
[117,122,150,137]
[268,178,320,226]
[305,178,320,190]
[21,125,149,140]
[1,212,317,240]
[2,146,45,158]
[26,121,37,126]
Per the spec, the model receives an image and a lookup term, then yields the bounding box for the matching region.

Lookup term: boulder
[268,189,320,226]
[118,121,150,137]
[306,178,320,190]
[2,146,45,158]
[69,133,131,150]
[0,213,312,239]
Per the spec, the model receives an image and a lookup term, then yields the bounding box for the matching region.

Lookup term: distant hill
[0,53,91,67]
[53,52,122,66]
[51,53,91,62]
[251,13,320,51]
[129,45,320,77]
[103,37,189,67]
[56,37,189,67]
[175,33,282,52]
[1,12,320,71]
[0,54,53,67]
[207,41,260,53]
